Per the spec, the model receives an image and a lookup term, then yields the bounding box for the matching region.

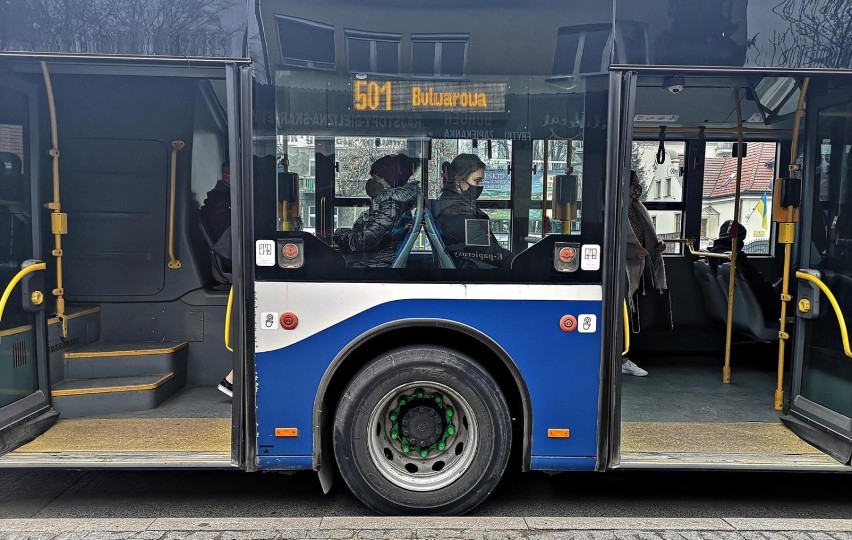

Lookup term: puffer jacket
[334,181,420,267]
[433,190,513,270]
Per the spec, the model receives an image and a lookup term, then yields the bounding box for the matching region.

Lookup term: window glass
[440,42,466,75]
[276,16,335,69]
[631,141,684,202]
[579,29,610,73]
[346,38,371,73]
[264,2,606,282]
[532,139,583,236]
[644,210,683,254]
[283,135,317,234]
[335,137,408,197]
[412,41,435,74]
[376,41,400,74]
[701,141,776,254]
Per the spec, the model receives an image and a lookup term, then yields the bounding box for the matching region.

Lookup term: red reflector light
[559,247,575,262]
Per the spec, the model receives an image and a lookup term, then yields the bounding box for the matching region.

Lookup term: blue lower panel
[530,456,597,471]
[257,455,313,470]
[255,298,602,471]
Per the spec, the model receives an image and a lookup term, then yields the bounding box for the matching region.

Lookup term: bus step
[50,372,184,418]
[63,341,188,379]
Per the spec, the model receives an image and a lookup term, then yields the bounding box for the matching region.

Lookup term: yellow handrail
[667,237,732,260]
[622,299,630,357]
[41,61,68,337]
[225,286,234,352]
[167,140,185,269]
[774,77,810,410]
[796,271,852,358]
[0,262,46,326]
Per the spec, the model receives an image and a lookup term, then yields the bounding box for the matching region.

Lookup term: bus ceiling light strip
[40,61,68,337]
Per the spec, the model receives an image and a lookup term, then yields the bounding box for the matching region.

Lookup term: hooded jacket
[433,190,513,270]
[334,181,420,267]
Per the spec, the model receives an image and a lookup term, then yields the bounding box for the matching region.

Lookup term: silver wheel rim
[366,380,479,492]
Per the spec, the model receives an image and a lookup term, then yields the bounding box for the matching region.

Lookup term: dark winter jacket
[334,181,420,267]
[201,180,230,241]
[433,190,513,270]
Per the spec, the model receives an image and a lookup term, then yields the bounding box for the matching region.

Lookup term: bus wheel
[333,346,511,515]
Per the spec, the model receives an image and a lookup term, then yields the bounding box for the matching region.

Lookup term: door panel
[0,72,53,452]
[790,90,852,465]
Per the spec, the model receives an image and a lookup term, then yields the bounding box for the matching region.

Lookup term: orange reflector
[547,428,570,438]
[274,427,299,437]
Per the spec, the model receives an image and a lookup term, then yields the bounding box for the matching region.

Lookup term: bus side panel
[254,282,602,471]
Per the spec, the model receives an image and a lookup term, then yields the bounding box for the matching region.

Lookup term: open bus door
[0,71,56,454]
[787,88,852,465]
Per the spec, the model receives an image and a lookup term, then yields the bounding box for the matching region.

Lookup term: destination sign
[352,79,507,113]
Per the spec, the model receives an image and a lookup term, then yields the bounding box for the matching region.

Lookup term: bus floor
[0,386,233,468]
[618,355,842,470]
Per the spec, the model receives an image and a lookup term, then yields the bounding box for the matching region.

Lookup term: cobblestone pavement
[1,519,851,540]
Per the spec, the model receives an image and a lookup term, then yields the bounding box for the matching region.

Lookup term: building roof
[703,142,776,199]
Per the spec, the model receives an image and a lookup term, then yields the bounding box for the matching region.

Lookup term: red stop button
[559,247,575,263]
[280,312,299,330]
[282,243,299,260]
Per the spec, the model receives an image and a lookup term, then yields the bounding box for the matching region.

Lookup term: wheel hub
[388,388,456,457]
[401,406,444,447]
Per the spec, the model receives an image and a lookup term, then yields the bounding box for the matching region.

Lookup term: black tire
[333,345,512,515]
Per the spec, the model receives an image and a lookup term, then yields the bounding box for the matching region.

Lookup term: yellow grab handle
[225,286,234,352]
[0,262,47,325]
[796,271,852,358]
[622,299,630,357]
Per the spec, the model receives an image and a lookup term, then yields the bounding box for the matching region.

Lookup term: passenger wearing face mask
[434,153,513,270]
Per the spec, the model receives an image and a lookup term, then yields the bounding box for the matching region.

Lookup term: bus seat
[424,204,455,269]
[198,212,232,285]
[715,262,778,342]
[693,260,728,326]
[391,188,425,268]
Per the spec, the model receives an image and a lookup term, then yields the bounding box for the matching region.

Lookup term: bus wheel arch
[313,321,531,497]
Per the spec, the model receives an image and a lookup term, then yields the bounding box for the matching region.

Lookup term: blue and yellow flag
[754,192,768,229]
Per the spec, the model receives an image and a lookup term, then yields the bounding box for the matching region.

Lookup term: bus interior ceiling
[0,60,233,463]
[618,72,834,467]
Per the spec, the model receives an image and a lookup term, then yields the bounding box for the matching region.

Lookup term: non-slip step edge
[51,373,174,397]
[64,342,188,359]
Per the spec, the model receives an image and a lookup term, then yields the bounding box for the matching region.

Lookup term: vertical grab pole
[40,62,68,337]
[167,140,185,269]
[722,87,746,383]
[541,139,549,234]
[775,78,810,411]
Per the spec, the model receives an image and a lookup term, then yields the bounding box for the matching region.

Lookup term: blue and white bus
[1,0,851,515]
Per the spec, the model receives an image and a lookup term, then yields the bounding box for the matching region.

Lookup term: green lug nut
[389,414,397,422]
[438,442,446,451]
[434,396,443,405]
[447,425,455,436]
[398,397,407,405]
[446,407,454,418]
[402,443,410,453]
[420,449,429,458]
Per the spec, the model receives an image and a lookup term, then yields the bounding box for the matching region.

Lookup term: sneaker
[622,359,648,377]
[217,378,233,398]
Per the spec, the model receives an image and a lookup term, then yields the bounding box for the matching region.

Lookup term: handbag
[630,256,673,333]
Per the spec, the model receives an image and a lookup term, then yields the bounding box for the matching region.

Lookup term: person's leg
[218,370,234,397]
